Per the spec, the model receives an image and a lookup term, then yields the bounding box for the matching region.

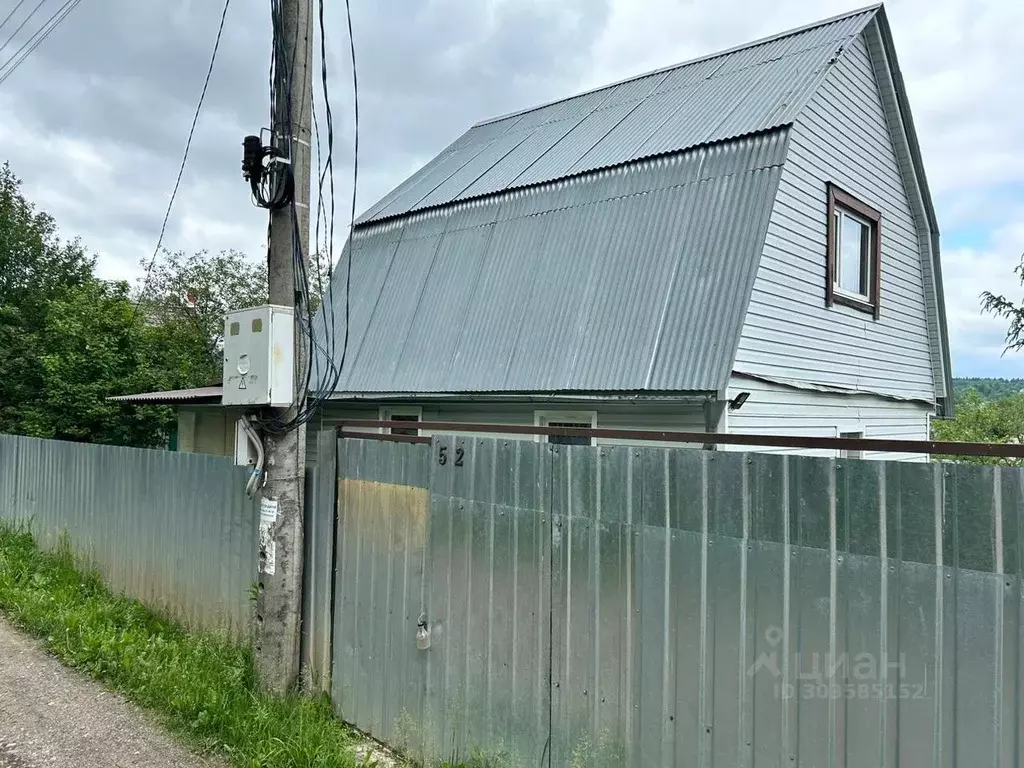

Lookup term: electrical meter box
[222,305,294,407]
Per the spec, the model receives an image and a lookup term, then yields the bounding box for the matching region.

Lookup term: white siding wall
[310,393,932,463]
[725,375,931,461]
[733,31,936,403]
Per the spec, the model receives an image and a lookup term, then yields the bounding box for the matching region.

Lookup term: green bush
[932,388,1024,466]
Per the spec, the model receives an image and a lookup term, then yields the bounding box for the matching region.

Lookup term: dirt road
[0,616,220,768]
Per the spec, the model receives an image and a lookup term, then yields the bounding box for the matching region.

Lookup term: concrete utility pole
[256,0,313,694]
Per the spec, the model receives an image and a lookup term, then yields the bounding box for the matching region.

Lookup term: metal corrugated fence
[302,432,340,690]
[326,434,1024,767]
[330,438,432,749]
[0,434,259,637]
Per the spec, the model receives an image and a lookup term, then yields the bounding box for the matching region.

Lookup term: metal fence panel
[0,434,258,637]
[545,447,1024,767]
[302,431,342,692]
[424,435,552,767]
[328,436,1024,767]
[331,438,431,757]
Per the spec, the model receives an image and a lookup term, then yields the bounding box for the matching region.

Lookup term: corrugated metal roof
[314,130,787,394]
[106,387,223,404]
[356,6,875,225]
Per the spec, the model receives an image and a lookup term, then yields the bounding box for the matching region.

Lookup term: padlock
[416,613,431,650]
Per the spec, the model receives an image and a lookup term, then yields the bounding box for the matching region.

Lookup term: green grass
[0,523,362,768]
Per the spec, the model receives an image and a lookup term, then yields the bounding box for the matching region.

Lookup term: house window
[380,407,422,436]
[839,430,864,460]
[535,411,597,447]
[826,184,882,318]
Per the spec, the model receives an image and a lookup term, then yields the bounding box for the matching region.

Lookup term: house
[117,4,953,463]
[106,386,229,453]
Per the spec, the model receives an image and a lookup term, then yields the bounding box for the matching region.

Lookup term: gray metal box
[222,305,294,407]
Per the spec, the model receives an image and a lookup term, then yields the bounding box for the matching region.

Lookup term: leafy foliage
[0,163,94,322]
[0,162,265,448]
[134,248,268,369]
[931,388,1024,465]
[10,279,172,445]
[0,523,364,767]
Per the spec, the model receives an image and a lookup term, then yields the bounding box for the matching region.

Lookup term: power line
[304,0,358,409]
[0,0,48,56]
[0,0,29,38]
[133,0,232,322]
[334,0,359,381]
[0,0,86,86]
[0,0,84,83]
[253,0,359,435]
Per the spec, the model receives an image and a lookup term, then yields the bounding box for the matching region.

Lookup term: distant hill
[953,378,1024,401]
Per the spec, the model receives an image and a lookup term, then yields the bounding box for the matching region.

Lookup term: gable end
[732,12,950,412]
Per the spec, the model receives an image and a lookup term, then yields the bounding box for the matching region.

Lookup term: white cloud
[942,220,1024,376]
[944,246,1012,357]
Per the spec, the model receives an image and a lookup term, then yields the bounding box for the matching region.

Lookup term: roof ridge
[474,4,881,129]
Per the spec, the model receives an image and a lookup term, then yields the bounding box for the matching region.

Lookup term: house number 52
[438,445,464,467]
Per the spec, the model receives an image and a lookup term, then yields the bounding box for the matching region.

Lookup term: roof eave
[106,386,225,406]
[320,390,718,404]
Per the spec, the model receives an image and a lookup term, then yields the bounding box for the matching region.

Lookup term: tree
[931,388,1024,466]
[0,164,271,448]
[0,163,120,440]
[15,280,177,446]
[953,377,1024,402]
[134,249,269,379]
[981,254,1024,352]
[0,163,94,322]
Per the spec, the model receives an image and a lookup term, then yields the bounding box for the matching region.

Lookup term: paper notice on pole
[260,497,279,526]
[259,497,279,575]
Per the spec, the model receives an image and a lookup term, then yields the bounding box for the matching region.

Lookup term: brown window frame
[825,183,882,319]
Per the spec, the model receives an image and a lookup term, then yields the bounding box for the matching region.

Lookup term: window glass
[388,413,420,436]
[839,431,864,460]
[838,212,869,296]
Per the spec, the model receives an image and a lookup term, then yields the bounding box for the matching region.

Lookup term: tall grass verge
[0,522,360,768]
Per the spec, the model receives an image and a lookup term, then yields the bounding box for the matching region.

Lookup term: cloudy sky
[0,0,1021,378]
